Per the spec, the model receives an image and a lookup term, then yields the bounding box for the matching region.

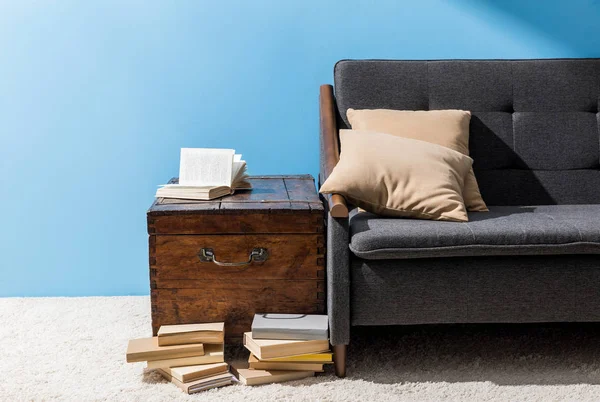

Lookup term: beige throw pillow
[320,130,473,222]
[346,108,488,212]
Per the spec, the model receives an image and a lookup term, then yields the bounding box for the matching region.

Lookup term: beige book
[158,323,225,346]
[231,363,314,386]
[158,369,233,394]
[243,332,330,360]
[147,343,224,369]
[248,354,323,372]
[162,362,228,383]
[262,352,333,363]
[126,337,204,363]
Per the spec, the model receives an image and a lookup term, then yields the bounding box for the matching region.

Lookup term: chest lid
[147,175,324,235]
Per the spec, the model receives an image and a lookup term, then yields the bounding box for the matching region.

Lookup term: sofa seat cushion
[350,205,600,259]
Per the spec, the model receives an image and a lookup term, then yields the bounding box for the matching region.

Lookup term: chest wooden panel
[147,175,325,341]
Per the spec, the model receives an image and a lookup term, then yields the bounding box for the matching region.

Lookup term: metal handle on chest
[198,248,269,267]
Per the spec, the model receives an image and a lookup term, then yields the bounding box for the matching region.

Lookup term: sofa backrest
[334,59,600,206]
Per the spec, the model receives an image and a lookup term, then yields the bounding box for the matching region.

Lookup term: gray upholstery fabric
[351,255,600,326]
[511,60,600,112]
[426,61,513,111]
[334,59,600,205]
[513,112,599,170]
[327,59,600,344]
[475,170,600,205]
[326,213,350,345]
[350,205,600,260]
[469,112,514,169]
[334,61,428,130]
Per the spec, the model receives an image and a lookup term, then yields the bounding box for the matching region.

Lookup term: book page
[179,148,234,187]
[232,162,251,189]
[232,161,244,181]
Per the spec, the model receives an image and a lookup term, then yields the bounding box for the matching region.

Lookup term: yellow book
[262,352,333,363]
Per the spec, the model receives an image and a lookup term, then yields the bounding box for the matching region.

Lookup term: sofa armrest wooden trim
[329,194,348,218]
[320,84,348,218]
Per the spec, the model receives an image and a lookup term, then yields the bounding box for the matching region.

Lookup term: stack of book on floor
[126,322,234,393]
[233,314,332,386]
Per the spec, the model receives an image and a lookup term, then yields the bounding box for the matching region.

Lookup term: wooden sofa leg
[333,344,347,378]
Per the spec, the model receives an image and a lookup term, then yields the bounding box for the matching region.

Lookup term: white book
[156,148,251,200]
[251,314,329,340]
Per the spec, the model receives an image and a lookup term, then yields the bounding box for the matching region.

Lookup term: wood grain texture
[148,176,324,235]
[148,176,322,215]
[148,175,326,341]
[149,213,323,235]
[151,281,325,339]
[319,85,348,218]
[329,194,349,218]
[284,177,319,202]
[333,344,347,378]
[151,234,324,282]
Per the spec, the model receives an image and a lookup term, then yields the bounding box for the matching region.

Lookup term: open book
[156,148,251,200]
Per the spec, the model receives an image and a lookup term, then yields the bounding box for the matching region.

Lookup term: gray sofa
[319,58,600,377]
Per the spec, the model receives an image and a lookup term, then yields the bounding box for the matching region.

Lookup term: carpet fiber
[3,296,600,401]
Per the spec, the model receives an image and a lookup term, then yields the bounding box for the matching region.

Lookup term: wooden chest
[147,175,325,341]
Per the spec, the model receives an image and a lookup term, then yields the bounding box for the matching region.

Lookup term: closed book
[243,332,330,360]
[248,354,323,372]
[251,314,328,340]
[126,337,204,363]
[262,352,333,363]
[231,363,314,386]
[147,343,224,369]
[158,322,225,346]
[158,369,233,394]
[162,362,228,383]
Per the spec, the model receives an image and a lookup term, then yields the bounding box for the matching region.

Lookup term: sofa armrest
[320,84,348,219]
[326,212,350,346]
[320,85,350,345]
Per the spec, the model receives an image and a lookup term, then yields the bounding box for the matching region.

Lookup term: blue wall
[1,0,599,296]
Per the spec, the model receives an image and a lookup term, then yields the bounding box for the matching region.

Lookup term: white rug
[2,296,600,401]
